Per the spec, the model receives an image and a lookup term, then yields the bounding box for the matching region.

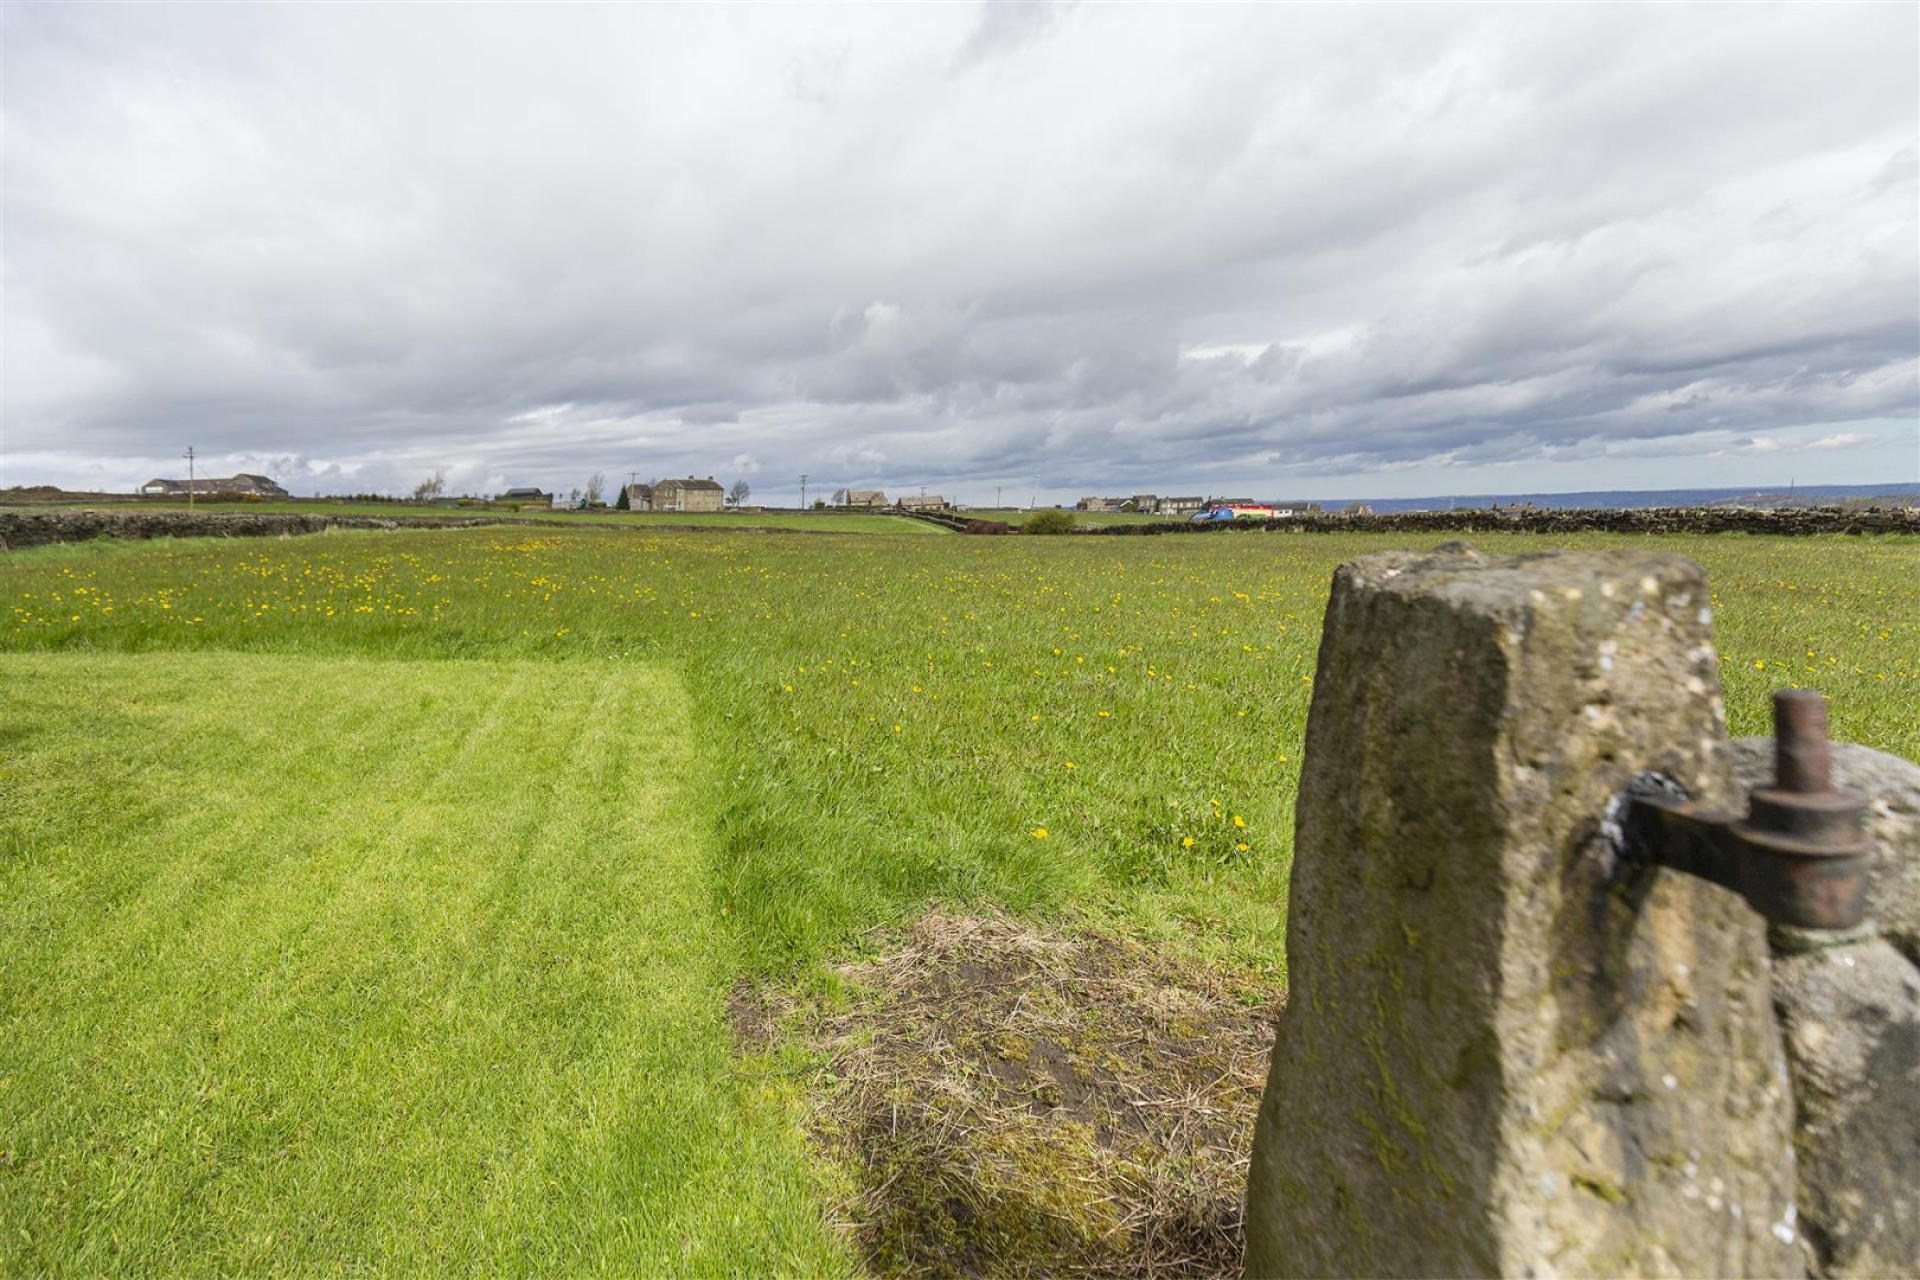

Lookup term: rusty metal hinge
[1613,690,1873,931]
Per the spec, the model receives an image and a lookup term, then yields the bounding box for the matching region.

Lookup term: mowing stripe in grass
[0,652,847,1276]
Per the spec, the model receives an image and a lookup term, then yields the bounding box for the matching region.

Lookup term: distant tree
[728,478,751,507]
[614,484,630,510]
[831,488,849,507]
[585,472,605,505]
[412,471,446,501]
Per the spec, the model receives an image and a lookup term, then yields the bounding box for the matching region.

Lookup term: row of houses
[1075,494,1206,515]
[1074,494,1343,518]
[841,491,947,511]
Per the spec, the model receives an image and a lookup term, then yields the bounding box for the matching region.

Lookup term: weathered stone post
[1734,739,1920,1278]
[1245,546,1800,1278]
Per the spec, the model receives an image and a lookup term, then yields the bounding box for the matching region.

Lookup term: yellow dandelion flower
[1181,836,1195,849]
[1233,815,1246,829]
[1032,827,1049,840]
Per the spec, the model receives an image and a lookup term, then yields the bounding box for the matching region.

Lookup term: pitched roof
[141,474,287,495]
[657,477,725,491]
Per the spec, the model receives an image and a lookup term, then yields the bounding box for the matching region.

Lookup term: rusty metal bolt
[1773,688,1833,794]
[1615,689,1875,932]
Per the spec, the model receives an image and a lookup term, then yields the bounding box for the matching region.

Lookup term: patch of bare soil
[733,912,1281,1278]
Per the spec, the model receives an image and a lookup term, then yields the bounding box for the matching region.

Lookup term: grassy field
[3,524,1916,1269]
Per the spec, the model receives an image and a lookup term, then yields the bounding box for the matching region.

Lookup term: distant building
[619,482,655,511]
[1341,502,1373,517]
[498,486,551,505]
[1129,495,1161,514]
[844,489,889,509]
[140,473,289,498]
[1161,496,1205,516]
[897,494,946,511]
[654,476,726,512]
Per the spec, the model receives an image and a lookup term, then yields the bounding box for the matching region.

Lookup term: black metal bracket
[1615,690,1873,931]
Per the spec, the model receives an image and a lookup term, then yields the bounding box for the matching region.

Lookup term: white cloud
[2,3,1914,500]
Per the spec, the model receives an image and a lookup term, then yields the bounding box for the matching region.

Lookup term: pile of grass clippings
[734,912,1281,1278]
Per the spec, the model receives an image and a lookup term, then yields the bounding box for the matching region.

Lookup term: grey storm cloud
[2,2,1915,500]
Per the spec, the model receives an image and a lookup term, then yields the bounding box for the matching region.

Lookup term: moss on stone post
[1245,546,1800,1278]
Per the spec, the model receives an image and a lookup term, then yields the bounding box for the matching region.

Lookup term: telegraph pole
[799,473,809,510]
[996,485,1003,509]
[185,446,196,510]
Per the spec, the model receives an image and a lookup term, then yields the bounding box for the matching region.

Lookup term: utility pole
[996,485,1003,509]
[185,446,196,510]
[799,473,809,510]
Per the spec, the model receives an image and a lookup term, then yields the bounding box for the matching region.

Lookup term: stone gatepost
[1245,546,1800,1278]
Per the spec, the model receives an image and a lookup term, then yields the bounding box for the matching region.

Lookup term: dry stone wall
[0,510,508,551]
[1099,506,1920,538]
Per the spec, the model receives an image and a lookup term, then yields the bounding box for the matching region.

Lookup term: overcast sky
[4,3,1916,504]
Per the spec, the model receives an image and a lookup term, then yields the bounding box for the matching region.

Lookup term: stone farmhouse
[498,486,552,505]
[896,494,946,511]
[845,490,888,509]
[618,482,655,511]
[653,477,726,512]
[141,473,290,498]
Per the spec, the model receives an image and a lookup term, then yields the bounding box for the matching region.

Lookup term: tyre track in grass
[0,651,848,1276]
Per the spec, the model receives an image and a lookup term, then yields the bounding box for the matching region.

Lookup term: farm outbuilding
[141,474,290,498]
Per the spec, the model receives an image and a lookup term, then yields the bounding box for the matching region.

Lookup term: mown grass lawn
[1,524,1915,1271]
[0,652,846,1276]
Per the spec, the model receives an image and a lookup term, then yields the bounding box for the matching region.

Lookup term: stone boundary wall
[0,510,514,552]
[1095,506,1920,538]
